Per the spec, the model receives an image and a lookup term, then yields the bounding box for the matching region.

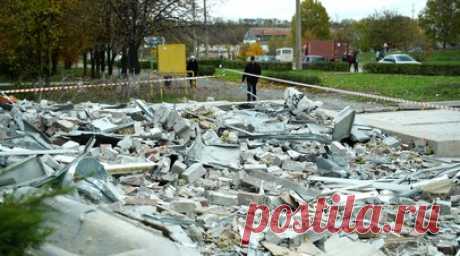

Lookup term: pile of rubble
[0,88,459,256]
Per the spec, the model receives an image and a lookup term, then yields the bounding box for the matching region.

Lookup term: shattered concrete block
[202,130,221,145]
[134,121,144,135]
[237,191,265,206]
[148,127,162,138]
[383,136,400,148]
[259,152,282,166]
[173,118,191,134]
[62,141,80,149]
[171,161,187,174]
[77,111,87,120]
[244,164,268,171]
[282,160,307,172]
[287,150,302,160]
[57,120,75,131]
[170,199,201,214]
[333,106,356,141]
[92,118,117,132]
[267,166,283,173]
[316,157,347,177]
[199,120,213,130]
[166,110,181,130]
[182,163,207,183]
[351,127,371,143]
[207,191,238,207]
[117,137,133,151]
[284,88,322,116]
[330,141,354,167]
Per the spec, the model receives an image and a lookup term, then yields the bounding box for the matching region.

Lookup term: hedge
[363,63,460,76]
[303,62,349,72]
[200,60,292,71]
[264,71,321,85]
[139,61,158,70]
[197,65,215,76]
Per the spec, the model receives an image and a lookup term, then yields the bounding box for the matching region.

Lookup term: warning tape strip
[225,69,459,112]
[0,76,215,94]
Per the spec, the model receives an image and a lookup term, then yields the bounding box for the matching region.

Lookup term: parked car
[255,55,276,63]
[303,55,326,64]
[379,54,421,64]
[275,48,294,63]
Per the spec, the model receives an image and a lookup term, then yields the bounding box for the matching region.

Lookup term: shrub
[304,62,349,72]
[200,60,292,71]
[264,71,321,85]
[197,65,216,76]
[139,61,157,70]
[0,189,61,256]
[363,63,460,76]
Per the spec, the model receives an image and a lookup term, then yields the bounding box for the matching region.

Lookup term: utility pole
[203,0,209,58]
[192,0,198,57]
[295,0,302,70]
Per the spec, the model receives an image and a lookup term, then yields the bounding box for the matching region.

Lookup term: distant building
[238,18,290,27]
[304,40,349,61]
[243,27,291,53]
[198,44,240,60]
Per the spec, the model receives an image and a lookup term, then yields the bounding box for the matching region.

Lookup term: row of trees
[0,0,193,80]
[292,0,460,52]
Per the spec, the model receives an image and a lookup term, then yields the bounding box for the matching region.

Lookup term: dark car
[303,55,326,68]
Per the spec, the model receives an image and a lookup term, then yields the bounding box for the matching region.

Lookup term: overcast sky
[211,0,428,21]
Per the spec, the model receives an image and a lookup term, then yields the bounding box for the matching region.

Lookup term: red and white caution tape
[225,69,459,112]
[0,76,215,95]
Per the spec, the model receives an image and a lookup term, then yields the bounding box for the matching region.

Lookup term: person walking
[242,56,261,102]
[186,56,199,88]
[352,50,359,72]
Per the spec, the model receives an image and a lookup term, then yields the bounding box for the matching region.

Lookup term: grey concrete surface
[356,110,460,157]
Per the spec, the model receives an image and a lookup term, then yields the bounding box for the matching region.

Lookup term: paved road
[200,78,387,112]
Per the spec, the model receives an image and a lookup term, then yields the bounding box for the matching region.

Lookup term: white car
[379,54,421,64]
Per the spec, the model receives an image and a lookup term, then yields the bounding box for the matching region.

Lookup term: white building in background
[197,44,240,60]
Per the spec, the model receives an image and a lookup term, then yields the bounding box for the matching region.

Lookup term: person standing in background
[352,50,359,72]
[186,56,199,88]
[242,56,261,102]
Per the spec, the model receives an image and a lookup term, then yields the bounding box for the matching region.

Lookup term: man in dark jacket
[242,56,262,102]
[187,56,199,88]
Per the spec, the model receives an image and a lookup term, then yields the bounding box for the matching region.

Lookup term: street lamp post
[295,0,302,70]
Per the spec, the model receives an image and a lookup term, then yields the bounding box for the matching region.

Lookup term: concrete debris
[0,88,459,256]
[333,106,356,141]
[182,163,207,183]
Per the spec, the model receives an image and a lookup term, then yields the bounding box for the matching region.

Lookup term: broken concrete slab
[357,110,460,157]
[333,106,356,141]
[182,163,207,183]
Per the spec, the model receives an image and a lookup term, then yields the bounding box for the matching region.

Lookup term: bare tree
[108,0,193,76]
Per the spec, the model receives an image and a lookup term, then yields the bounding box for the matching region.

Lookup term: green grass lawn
[428,49,460,64]
[215,69,460,102]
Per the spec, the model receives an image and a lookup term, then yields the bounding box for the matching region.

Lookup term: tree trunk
[121,48,128,77]
[83,51,87,76]
[128,42,136,75]
[90,50,96,78]
[95,47,101,75]
[51,50,59,75]
[107,46,116,76]
[101,47,106,73]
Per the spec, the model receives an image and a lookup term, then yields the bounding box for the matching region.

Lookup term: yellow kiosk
[155,44,195,98]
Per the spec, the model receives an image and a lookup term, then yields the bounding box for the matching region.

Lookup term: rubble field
[0,88,459,256]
